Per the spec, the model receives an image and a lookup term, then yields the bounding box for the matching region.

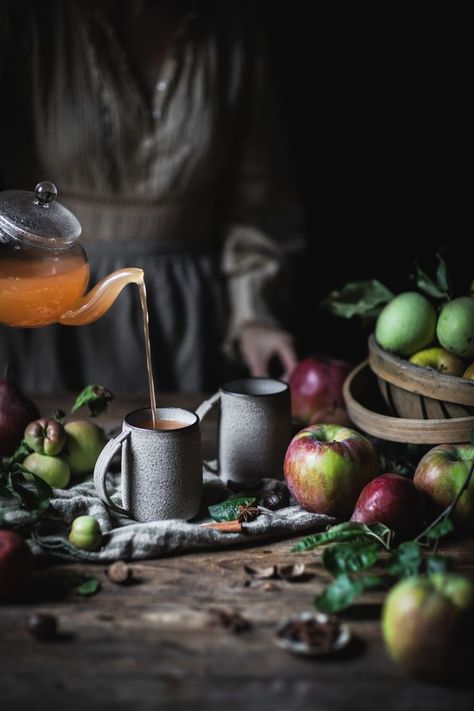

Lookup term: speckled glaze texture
[206,378,291,485]
[95,407,202,523]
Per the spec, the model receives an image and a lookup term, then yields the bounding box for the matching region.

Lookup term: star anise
[237,503,260,523]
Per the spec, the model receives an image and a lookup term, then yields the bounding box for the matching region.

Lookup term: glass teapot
[0,182,143,327]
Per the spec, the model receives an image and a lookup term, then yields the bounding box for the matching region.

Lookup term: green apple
[463,363,474,379]
[63,421,107,476]
[437,296,474,358]
[409,346,465,376]
[23,452,70,488]
[375,292,437,356]
[69,515,102,551]
[382,574,474,681]
[283,424,379,517]
[413,444,474,532]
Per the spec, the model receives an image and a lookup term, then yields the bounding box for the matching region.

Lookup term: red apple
[284,424,379,517]
[0,377,40,456]
[0,529,33,600]
[413,444,474,532]
[351,473,424,540]
[289,356,352,424]
[382,573,474,681]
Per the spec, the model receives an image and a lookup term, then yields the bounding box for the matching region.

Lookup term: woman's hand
[239,323,297,381]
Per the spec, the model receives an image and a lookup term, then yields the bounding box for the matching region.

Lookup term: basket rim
[344,360,474,443]
[368,334,474,406]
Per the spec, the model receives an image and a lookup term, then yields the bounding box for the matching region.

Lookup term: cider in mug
[136,419,188,431]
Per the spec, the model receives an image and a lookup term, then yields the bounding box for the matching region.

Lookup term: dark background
[265,5,470,366]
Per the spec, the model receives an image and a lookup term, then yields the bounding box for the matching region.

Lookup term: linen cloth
[1,467,335,562]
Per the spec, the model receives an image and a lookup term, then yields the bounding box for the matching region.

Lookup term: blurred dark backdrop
[265,4,470,366]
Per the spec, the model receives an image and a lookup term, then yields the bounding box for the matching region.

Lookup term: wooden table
[1,394,473,711]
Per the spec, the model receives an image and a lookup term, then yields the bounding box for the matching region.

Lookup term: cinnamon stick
[201,520,242,533]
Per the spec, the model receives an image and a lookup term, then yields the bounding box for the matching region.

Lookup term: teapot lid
[0,181,81,247]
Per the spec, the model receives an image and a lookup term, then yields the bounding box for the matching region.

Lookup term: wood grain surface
[1,393,473,711]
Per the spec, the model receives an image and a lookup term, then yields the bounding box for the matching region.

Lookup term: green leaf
[0,465,52,523]
[53,409,66,424]
[323,540,381,577]
[415,262,447,299]
[387,541,422,578]
[426,555,454,574]
[425,518,454,540]
[314,573,386,614]
[292,521,393,553]
[321,280,394,320]
[72,575,101,597]
[208,496,256,522]
[436,253,450,294]
[71,385,114,417]
[470,429,474,447]
[6,439,32,466]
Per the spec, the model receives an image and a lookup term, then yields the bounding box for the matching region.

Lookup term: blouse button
[157,81,167,92]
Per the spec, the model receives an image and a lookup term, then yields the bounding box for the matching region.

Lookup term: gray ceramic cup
[93,407,202,522]
[196,377,291,485]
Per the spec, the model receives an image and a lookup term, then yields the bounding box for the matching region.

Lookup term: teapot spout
[59,268,144,326]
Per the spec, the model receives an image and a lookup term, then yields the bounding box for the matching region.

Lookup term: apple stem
[415,455,474,544]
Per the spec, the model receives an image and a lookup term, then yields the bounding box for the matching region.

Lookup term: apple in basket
[288,357,352,425]
[284,424,379,517]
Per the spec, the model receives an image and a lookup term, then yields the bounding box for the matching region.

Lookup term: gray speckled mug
[196,378,291,485]
[93,407,202,522]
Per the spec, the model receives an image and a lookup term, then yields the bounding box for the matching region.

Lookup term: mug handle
[93,429,131,517]
[195,391,221,474]
[195,391,220,421]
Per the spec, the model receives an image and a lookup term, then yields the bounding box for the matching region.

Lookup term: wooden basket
[343,360,474,444]
[368,334,474,420]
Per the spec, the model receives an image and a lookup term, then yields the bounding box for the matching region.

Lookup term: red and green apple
[382,573,474,681]
[414,444,474,532]
[284,424,379,517]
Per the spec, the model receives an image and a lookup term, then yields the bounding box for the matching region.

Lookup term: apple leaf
[425,555,454,574]
[414,253,452,301]
[436,253,451,295]
[53,409,66,424]
[414,262,447,299]
[70,574,101,597]
[314,573,386,614]
[387,541,422,578]
[208,496,256,522]
[6,438,33,466]
[323,540,381,577]
[425,518,454,541]
[321,280,394,320]
[71,384,114,417]
[0,464,52,522]
[292,521,393,553]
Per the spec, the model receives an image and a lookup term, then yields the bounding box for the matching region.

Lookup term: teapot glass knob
[34,181,58,206]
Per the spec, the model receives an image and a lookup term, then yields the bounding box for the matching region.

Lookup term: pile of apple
[284,425,474,534]
[21,417,106,488]
[283,420,474,681]
[376,292,474,377]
